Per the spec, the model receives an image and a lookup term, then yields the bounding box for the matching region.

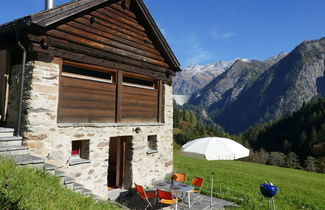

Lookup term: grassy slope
[0,158,120,210]
[173,148,325,210]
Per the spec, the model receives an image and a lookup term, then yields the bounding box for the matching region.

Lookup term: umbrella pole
[203,171,217,210]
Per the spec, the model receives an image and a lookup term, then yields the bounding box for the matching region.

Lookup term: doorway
[0,49,10,125]
[107,136,133,190]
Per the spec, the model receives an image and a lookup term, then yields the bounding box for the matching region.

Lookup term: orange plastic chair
[183,176,204,207]
[156,189,178,210]
[190,176,204,193]
[134,183,156,209]
[173,172,187,183]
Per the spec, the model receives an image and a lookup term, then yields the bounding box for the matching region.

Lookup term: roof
[0,0,180,70]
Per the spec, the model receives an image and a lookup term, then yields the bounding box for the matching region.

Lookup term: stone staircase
[0,127,100,201]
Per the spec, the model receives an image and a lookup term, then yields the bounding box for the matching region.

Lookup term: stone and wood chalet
[0,0,180,199]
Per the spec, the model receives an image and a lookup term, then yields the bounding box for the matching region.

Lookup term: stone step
[63,177,74,185]
[54,170,67,177]
[81,188,92,195]
[8,154,44,168]
[0,127,15,137]
[73,183,84,190]
[0,136,23,146]
[0,145,27,155]
[107,188,129,201]
[89,193,102,201]
[10,154,44,165]
[43,163,57,175]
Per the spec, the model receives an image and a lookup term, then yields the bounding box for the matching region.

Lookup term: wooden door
[108,137,126,189]
[0,49,10,125]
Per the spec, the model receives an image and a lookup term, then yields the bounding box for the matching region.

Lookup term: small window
[147,135,158,154]
[62,65,114,83]
[70,140,90,165]
[123,75,156,89]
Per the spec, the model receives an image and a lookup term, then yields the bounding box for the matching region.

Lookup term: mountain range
[174,37,325,134]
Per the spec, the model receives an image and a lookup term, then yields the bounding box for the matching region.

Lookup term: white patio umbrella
[181,137,250,160]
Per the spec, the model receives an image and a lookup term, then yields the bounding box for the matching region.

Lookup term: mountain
[189,56,284,110]
[216,37,325,134]
[172,60,236,95]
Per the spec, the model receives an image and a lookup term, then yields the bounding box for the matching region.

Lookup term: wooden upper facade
[0,0,180,124]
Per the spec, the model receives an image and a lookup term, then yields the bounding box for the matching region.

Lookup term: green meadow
[174,146,325,210]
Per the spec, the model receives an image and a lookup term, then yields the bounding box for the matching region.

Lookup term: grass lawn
[173,146,325,210]
[0,158,120,210]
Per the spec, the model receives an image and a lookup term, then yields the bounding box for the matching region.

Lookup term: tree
[304,156,317,172]
[285,152,301,169]
[173,107,181,128]
[189,111,197,125]
[309,127,318,148]
[282,139,291,154]
[318,124,325,143]
[298,130,308,156]
[183,110,191,122]
[267,152,286,167]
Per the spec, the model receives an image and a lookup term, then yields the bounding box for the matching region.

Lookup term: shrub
[304,156,317,172]
[267,152,286,167]
[285,152,302,169]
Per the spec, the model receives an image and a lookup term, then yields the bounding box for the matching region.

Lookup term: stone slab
[9,154,44,165]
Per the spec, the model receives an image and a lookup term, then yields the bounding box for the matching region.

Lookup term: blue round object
[260,183,278,198]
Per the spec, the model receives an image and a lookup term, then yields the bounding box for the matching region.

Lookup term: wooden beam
[158,80,164,123]
[116,70,123,123]
[30,42,172,84]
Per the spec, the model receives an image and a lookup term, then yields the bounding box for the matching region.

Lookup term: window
[123,73,157,89]
[70,140,90,165]
[147,135,158,154]
[62,64,114,83]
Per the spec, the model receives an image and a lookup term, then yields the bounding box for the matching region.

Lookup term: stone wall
[8,61,173,199]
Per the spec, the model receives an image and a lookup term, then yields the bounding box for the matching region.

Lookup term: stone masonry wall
[9,61,173,199]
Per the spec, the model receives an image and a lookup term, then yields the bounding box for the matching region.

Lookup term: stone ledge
[146,149,158,154]
[58,122,165,128]
[69,157,91,166]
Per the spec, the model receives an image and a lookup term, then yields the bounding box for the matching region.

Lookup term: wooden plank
[88,12,152,44]
[61,77,116,92]
[122,98,158,106]
[105,4,138,24]
[73,18,161,55]
[122,85,158,97]
[60,99,115,110]
[97,7,145,32]
[77,16,155,49]
[31,43,172,83]
[121,113,157,118]
[109,3,137,19]
[116,70,122,123]
[95,8,146,35]
[60,91,115,103]
[64,21,162,58]
[58,115,115,123]
[41,35,169,74]
[47,29,169,68]
[158,80,163,122]
[123,93,157,101]
[32,0,109,26]
[121,106,157,113]
[59,107,115,116]
[121,118,157,123]
[63,60,117,74]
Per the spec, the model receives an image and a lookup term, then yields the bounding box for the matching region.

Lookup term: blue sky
[1,0,325,67]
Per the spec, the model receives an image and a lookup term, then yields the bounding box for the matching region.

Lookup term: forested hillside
[242,97,325,172]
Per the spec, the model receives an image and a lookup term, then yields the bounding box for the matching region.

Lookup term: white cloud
[180,34,214,66]
[209,27,237,39]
